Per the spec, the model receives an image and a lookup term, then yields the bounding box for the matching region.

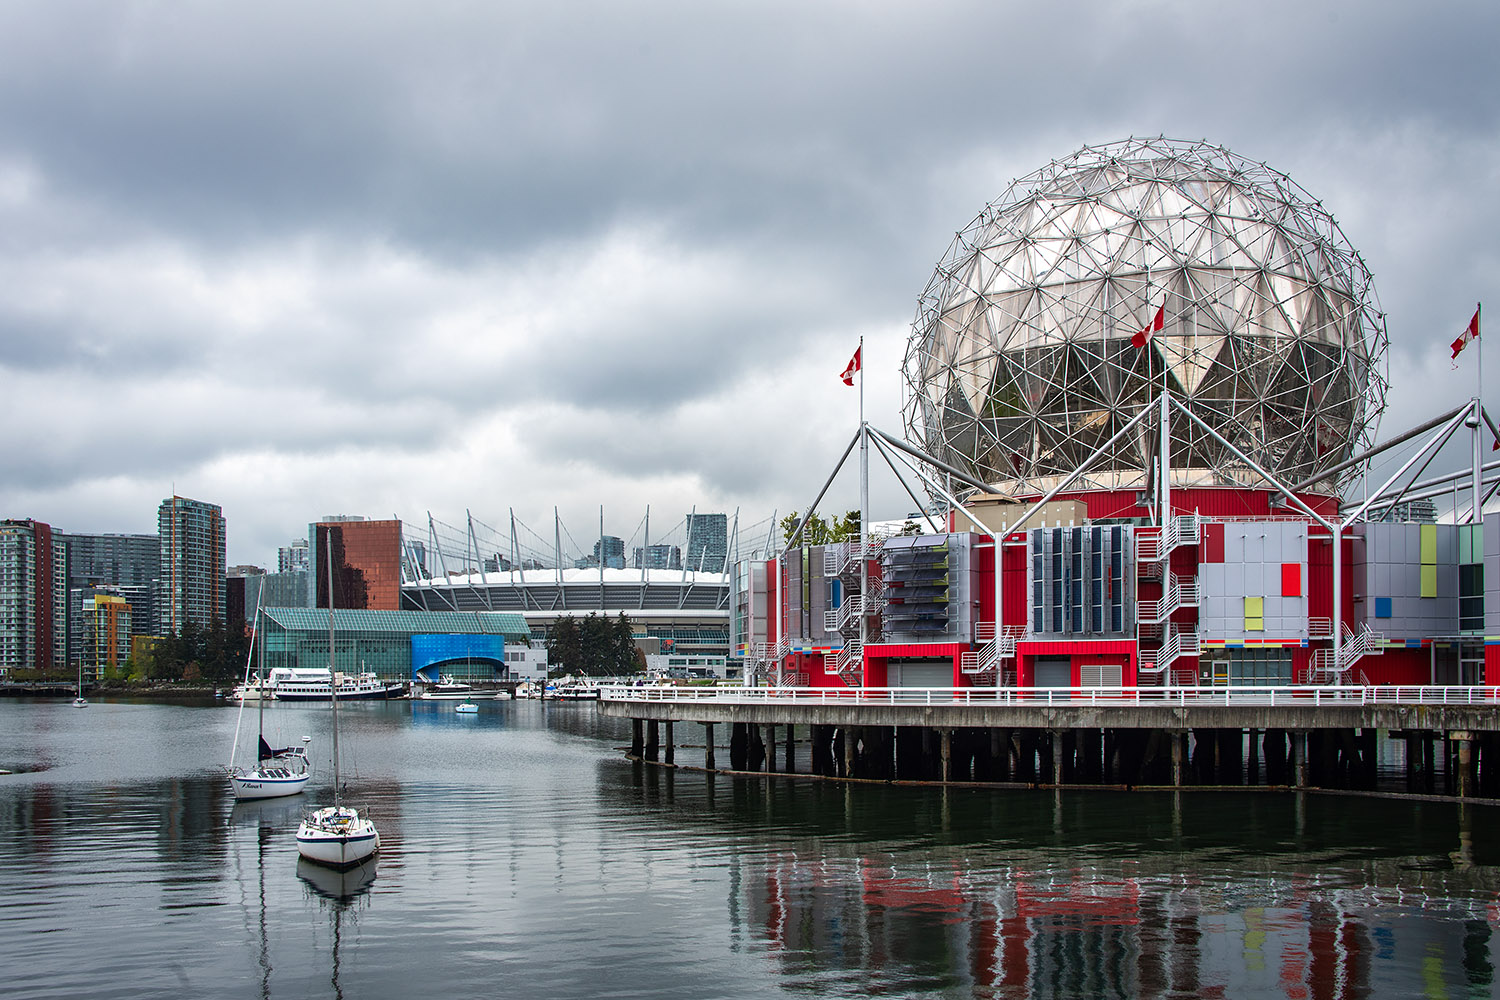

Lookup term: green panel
[1458,524,1482,564]
[1420,564,1438,598]
[1420,524,1437,565]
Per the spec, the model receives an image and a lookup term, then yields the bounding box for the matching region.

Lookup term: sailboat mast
[251,574,266,757]
[326,526,340,806]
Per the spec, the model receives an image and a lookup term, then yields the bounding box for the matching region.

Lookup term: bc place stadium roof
[401,566,730,614]
[262,607,533,640]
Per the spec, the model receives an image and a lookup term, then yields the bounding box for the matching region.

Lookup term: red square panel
[1202,522,1225,563]
[1281,562,1301,597]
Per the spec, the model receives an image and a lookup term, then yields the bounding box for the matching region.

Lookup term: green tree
[781,511,830,545]
[546,615,584,675]
[781,509,860,546]
[828,510,861,542]
[613,613,638,677]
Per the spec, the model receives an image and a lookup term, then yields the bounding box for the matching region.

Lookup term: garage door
[1034,657,1072,688]
[888,662,953,688]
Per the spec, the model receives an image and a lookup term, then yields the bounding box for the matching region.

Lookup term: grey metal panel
[1246,563,1266,596]
[889,662,954,688]
[1034,658,1071,688]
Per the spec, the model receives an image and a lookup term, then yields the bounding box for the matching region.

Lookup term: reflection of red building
[742,850,1416,997]
[313,519,403,610]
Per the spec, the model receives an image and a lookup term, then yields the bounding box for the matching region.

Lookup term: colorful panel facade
[1352,523,1458,639]
[1197,522,1308,642]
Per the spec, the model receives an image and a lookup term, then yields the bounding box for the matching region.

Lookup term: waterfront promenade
[600,684,1500,795]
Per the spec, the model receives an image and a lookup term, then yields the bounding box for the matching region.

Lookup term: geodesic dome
[902,137,1388,497]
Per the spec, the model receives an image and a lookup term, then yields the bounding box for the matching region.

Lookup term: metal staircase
[1306,622,1385,684]
[824,641,863,685]
[1137,573,1199,625]
[1138,623,1200,677]
[1135,513,1201,563]
[959,623,1026,676]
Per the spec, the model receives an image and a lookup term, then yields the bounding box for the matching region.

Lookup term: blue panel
[1374,596,1392,619]
[410,634,506,680]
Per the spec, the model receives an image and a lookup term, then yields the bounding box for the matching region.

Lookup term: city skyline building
[0,518,66,674]
[80,592,131,681]
[309,517,404,610]
[61,530,159,664]
[579,535,626,570]
[277,538,309,574]
[685,513,728,573]
[634,543,682,570]
[157,496,226,634]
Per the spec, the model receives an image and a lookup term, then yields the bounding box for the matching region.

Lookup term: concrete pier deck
[599,685,1500,732]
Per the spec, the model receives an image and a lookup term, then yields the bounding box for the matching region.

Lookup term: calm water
[2,698,1499,999]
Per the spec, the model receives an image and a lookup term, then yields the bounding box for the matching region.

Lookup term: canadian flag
[840,346,862,386]
[1451,304,1480,361]
[1131,303,1164,349]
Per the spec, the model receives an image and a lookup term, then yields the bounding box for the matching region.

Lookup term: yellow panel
[1420,564,1437,598]
[1244,596,1263,631]
[1420,524,1436,564]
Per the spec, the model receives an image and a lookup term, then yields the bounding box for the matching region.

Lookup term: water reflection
[610,764,1500,998]
[734,847,1500,997]
[6,699,1500,1000]
[298,859,376,1000]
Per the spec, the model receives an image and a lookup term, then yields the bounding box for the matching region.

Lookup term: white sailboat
[297,535,380,870]
[229,582,310,800]
[72,658,87,708]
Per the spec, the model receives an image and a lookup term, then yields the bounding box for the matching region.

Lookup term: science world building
[732,137,1497,694]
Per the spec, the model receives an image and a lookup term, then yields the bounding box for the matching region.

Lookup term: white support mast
[858,336,869,665]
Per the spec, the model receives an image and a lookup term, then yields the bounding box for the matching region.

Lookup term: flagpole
[1474,303,1483,525]
[858,335,868,676]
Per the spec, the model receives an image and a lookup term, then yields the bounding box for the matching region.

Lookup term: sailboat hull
[297,806,380,870]
[231,771,310,800]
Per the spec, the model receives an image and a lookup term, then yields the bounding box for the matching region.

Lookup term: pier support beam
[1052,730,1064,787]
[729,722,748,771]
[1171,731,1184,788]
[784,725,795,773]
[703,723,715,770]
[765,725,776,773]
[940,729,953,784]
[1453,731,1474,798]
[842,727,856,779]
[663,721,674,765]
[747,722,762,773]
[630,719,643,758]
[811,725,833,776]
[645,720,660,762]
[1293,731,1308,789]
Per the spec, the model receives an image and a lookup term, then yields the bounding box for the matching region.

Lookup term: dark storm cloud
[0,0,1495,561]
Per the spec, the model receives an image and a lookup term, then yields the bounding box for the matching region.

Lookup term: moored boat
[228,590,311,800]
[270,667,406,702]
[298,525,380,871]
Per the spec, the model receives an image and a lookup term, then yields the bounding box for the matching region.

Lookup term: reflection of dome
[901,137,1388,497]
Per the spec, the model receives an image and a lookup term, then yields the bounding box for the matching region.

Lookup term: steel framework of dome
[902,137,1389,498]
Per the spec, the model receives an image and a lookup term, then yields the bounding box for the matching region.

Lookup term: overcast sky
[1,1,1495,566]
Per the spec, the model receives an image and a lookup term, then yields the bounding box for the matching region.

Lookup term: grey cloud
[0,0,1496,563]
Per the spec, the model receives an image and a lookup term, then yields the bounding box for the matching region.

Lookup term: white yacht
[228,595,311,800]
[267,666,406,702]
[298,534,380,870]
